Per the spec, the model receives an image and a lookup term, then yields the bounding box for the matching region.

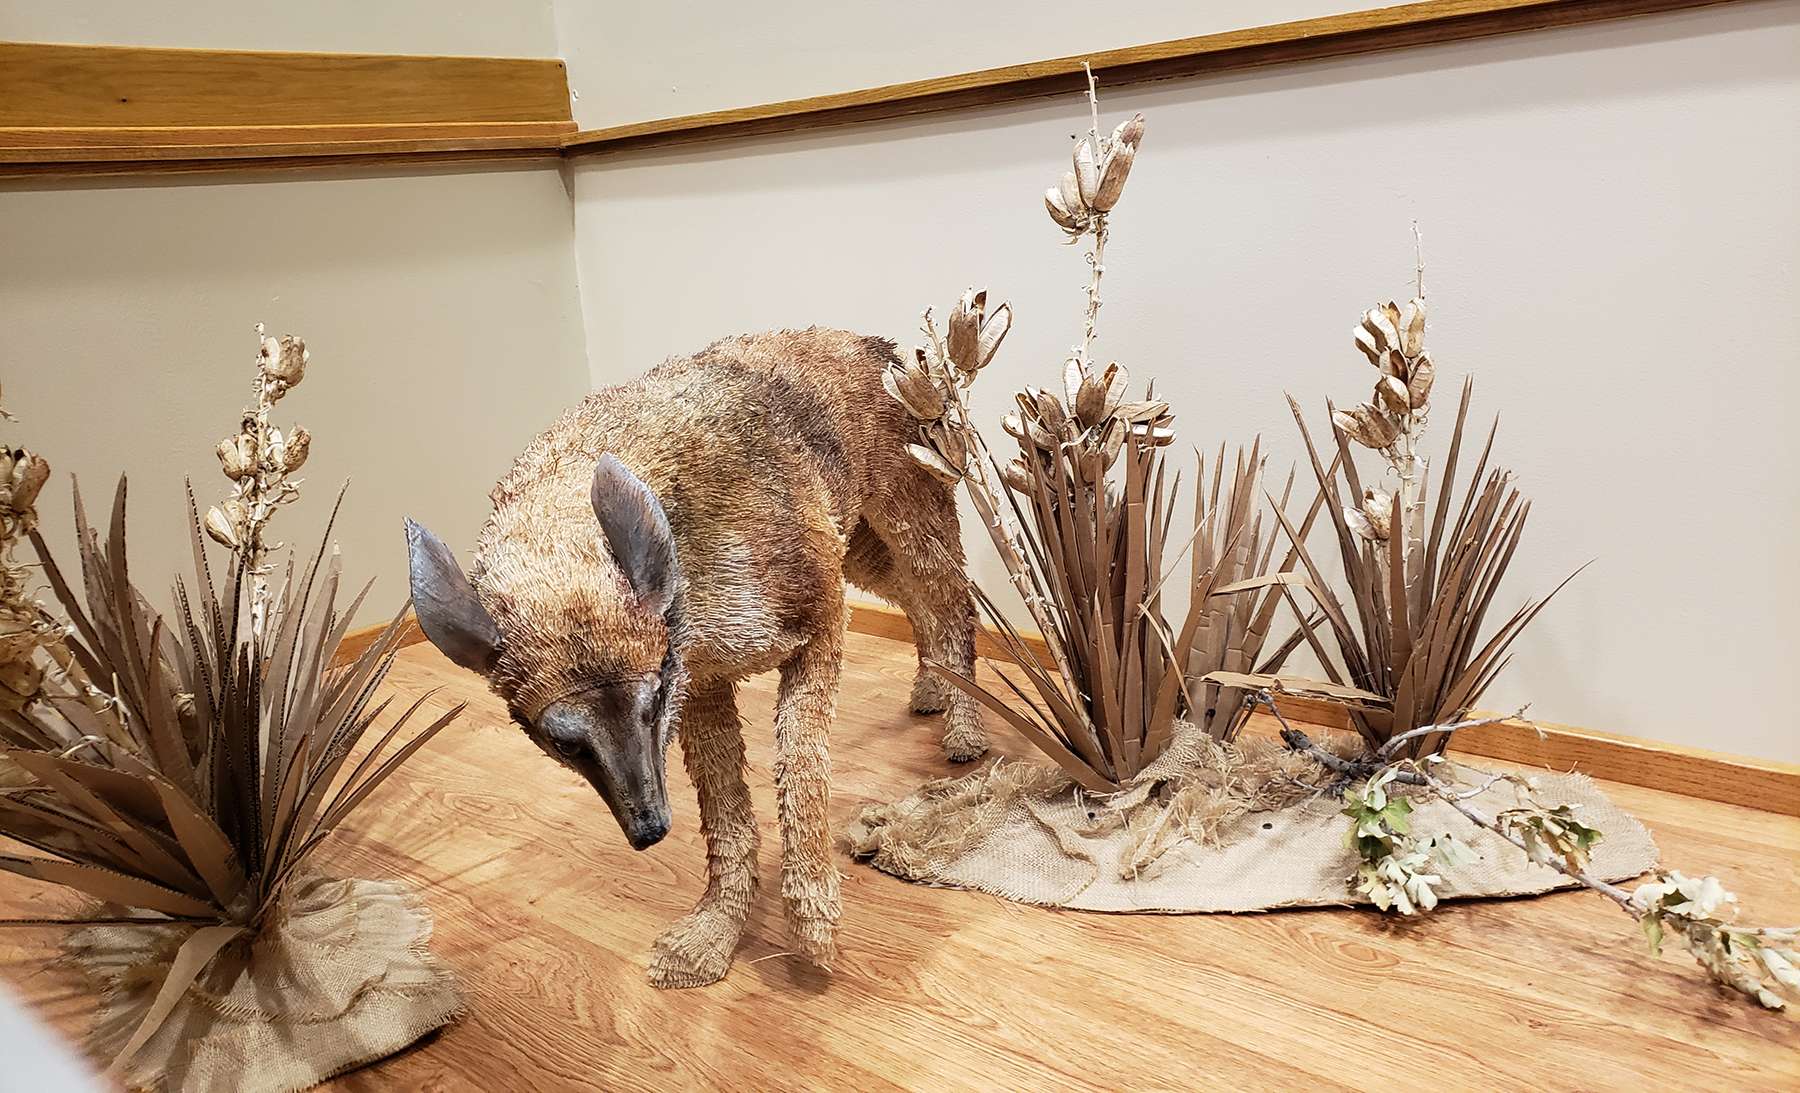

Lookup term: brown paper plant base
[65,875,464,1093]
[846,728,1658,914]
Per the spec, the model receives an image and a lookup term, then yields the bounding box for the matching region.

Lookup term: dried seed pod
[1354,327,1384,369]
[1074,374,1107,427]
[1099,362,1129,418]
[1332,403,1401,449]
[1035,391,1069,432]
[1382,347,1409,380]
[1073,135,1101,206]
[947,288,984,373]
[1119,399,1170,423]
[1058,172,1085,218]
[886,365,945,420]
[1001,412,1028,443]
[216,433,258,480]
[906,443,961,483]
[204,505,240,548]
[1112,112,1146,154]
[260,334,308,387]
[1092,141,1134,213]
[976,302,1012,370]
[1062,357,1084,407]
[7,450,48,513]
[1000,458,1032,493]
[935,421,969,467]
[1407,352,1435,409]
[1045,188,1081,232]
[1362,487,1394,539]
[1345,506,1379,542]
[1400,297,1427,357]
[281,426,311,472]
[1375,375,1411,415]
[1360,308,1397,354]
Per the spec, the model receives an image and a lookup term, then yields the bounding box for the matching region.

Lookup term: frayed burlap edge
[64,875,465,1093]
[846,724,1660,914]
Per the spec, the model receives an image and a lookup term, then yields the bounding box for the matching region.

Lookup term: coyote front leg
[647,679,759,988]
[773,599,845,968]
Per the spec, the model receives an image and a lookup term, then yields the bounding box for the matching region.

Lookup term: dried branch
[1261,691,1800,1011]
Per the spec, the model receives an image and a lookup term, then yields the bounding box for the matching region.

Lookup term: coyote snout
[537,682,672,850]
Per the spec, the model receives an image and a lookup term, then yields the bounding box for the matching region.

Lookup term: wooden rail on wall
[3,0,1748,177]
[562,0,1743,155]
[0,42,574,178]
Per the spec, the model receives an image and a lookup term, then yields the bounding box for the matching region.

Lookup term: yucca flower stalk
[0,328,460,1072]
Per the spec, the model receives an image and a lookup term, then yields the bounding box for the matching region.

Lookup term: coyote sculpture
[405,328,984,986]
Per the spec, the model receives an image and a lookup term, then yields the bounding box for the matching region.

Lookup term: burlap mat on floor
[65,875,464,1093]
[846,732,1659,913]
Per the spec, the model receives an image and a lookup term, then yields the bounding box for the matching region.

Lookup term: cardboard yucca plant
[1226,273,1579,758]
[0,331,462,1087]
[887,80,1306,790]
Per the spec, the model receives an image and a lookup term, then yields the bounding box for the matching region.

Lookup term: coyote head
[405,455,685,850]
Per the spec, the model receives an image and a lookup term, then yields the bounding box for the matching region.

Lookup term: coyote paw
[910,668,952,715]
[647,907,745,989]
[782,872,841,971]
[941,707,989,762]
[786,911,839,970]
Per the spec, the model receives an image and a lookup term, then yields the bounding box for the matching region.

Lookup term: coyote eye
[544,725,585,758]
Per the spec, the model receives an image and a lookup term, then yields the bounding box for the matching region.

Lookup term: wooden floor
[3,632,1797,1090]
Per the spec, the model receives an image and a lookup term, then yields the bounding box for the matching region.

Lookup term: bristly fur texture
[466,328,984,986]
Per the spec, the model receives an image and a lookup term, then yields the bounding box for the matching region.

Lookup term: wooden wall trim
[2,0,1745,176]
[562,0,1744,155]
[0,42,573,178]
[845,602,1800,817]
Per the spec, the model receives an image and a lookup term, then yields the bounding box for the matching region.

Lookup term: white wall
[0,166,590,624]
[566,1,1800,762]
[0,4,589,626]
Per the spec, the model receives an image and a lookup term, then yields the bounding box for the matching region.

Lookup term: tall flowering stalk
[205,326,312,636]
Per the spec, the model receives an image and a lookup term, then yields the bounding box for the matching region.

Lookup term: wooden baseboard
[847,601,1800,816]
[331,614,425,669]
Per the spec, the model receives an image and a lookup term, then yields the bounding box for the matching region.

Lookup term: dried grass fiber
[66,875,463,1093]
[846,723,1658,913]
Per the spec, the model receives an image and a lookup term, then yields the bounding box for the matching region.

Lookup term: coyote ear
[405,518,501,673]
[590,455,677,616]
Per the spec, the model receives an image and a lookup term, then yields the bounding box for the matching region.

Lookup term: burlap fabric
[847,730,1659,913]
[65,875,463,1093]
